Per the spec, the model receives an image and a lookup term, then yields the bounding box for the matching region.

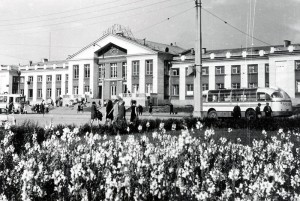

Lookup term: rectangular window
[28,89,33,98]
[66,74,69,81]
[145,60,153,75]
[216,83,224,89]
[13,76,18,83]
[132,84,139,93]
[145,83,153,94]
[56,74,61,81]
[56,88,61,96]
[248,64,258,74]
[231,65,240,74]
[84,64,90,78]
[232,83,240,89]
[296,81,300,93]
[84,86,90,93]
[20,77,25,83]
[73,86,78,95]
[29,76,33,82]
[187,84,193,96]
[122,62,127,79]
[66,86,68,94]
[73,65,79,79]
[265,64,269,73]
[47,88,52,98]
[172,69,179,76]
[47,75,52,82]
[37,89,42,98]
[132,61,139,76]
[172,85,179,95]
[202,84,209,91]
[202,67,209,75]
[249,82,257,88]
[111,86,117,96]
[215,66,225,75]
[110,63,117,78]
[296,61,300,70]
[37,76,42,82]
[99,64,105,79]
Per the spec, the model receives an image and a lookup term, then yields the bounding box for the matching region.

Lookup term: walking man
[263,102,272,117]
[233,104,241,120]
[255,103,262,119]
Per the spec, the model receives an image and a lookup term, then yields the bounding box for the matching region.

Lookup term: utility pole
[193,0,203,117]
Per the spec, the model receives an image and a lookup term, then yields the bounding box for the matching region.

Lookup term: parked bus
[0,94,26,113]
[202,87,293,119]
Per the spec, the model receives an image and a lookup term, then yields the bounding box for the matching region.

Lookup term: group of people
[232,102,273,119]
[31,100,50,115]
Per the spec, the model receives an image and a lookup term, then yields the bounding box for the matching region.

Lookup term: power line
[201,6,271,46]
[0,43,81,48]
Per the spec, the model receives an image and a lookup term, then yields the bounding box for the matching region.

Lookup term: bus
[0,94,26,113]
[202,87,293,119]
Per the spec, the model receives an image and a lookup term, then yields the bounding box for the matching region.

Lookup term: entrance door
[98,86,102,99]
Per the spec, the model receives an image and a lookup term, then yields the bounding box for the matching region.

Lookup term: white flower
[146,122,150,128]
[228,128,232,133]
[138,125,143,132]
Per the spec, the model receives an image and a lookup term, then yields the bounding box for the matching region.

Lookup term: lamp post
[193,0,203,117]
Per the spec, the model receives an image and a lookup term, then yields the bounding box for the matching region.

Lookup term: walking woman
[106,100,114,122]
[130,102,137,122]
[90,101,98,125]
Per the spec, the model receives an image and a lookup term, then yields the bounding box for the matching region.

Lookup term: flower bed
[1,123,300,200]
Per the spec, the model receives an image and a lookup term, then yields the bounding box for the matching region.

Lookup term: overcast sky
[0,0,299,65]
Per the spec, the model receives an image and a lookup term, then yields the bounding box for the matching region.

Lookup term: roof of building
[67,33,185,59]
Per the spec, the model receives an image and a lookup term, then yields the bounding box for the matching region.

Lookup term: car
[0,108,15,128]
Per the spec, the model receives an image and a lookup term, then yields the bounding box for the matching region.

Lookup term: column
[179,66,186,100]
[51,73,56,101]
[257,63,265,87]
[24,76,28,101]
[241,63,248,88]
[224,64,231,89]
[209,65,215,89]
[33,74,37,102]
[61,73,66,95]
[79,64,84,95]
[139,59,145,93]
[42,74,47,100]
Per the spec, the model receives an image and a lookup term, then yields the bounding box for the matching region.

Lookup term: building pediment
[96,43,127,57]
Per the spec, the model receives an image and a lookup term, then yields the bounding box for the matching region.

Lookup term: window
[231,65,240,74]
[215,66,225,75]
[257,92,271,101]
[248,64,258,74]
[73,65,79,79]
[13,76,18,83]
[47,88,52,98]
[187,84,193,96]
[172,69,179,76]
[111,86,117,96]
[99,64,105,79]
[84,64,90,78]
[56,74,61,81]
[202,84,209,91]
[248,83,257,88]
[122,62,127,78]
[28,89,33,98]
[29,76,33,82]
[20,89,24,95]
[37,89,42,98]
[202,67,209,75]
[265,64,269,73]
[145,84,153,94]
[66,86,68,94]
[37,76,42,82]
[132,61,139,76]
[219,90,231,102]
[216,83,224,89]
[47,75,52,82]
[296,61,300,70]
[297,81,300,93]
[265,82,269,87]
[84,86,90,93]
[172,85,179,95]
[232,83,240,89]
[56,88,61,96]
[73,86,78,95]
[110,63,117,78]
[146,60,153,75]
[132,84,139,93]
[66,74,69,81]
[20,77,25,83]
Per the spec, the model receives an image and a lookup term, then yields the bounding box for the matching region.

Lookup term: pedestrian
[90,101,98,125]
[130,102,137,122]
[8,102,13,114]
[232,104,241,119]
[263,102,272,117]
[113,99,119,123]
[40,101,45,116]
[149,102,153,115]
[255,103,262,119]
[169,103,174,115]
[138,104,143,116]
[106,100,114,122]
[118,101,126,120]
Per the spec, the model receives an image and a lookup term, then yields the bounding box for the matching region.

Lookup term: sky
[0,0,300,65]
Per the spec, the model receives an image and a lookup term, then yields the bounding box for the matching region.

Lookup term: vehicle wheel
[208,110,218,119]
[245,109,256,120]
